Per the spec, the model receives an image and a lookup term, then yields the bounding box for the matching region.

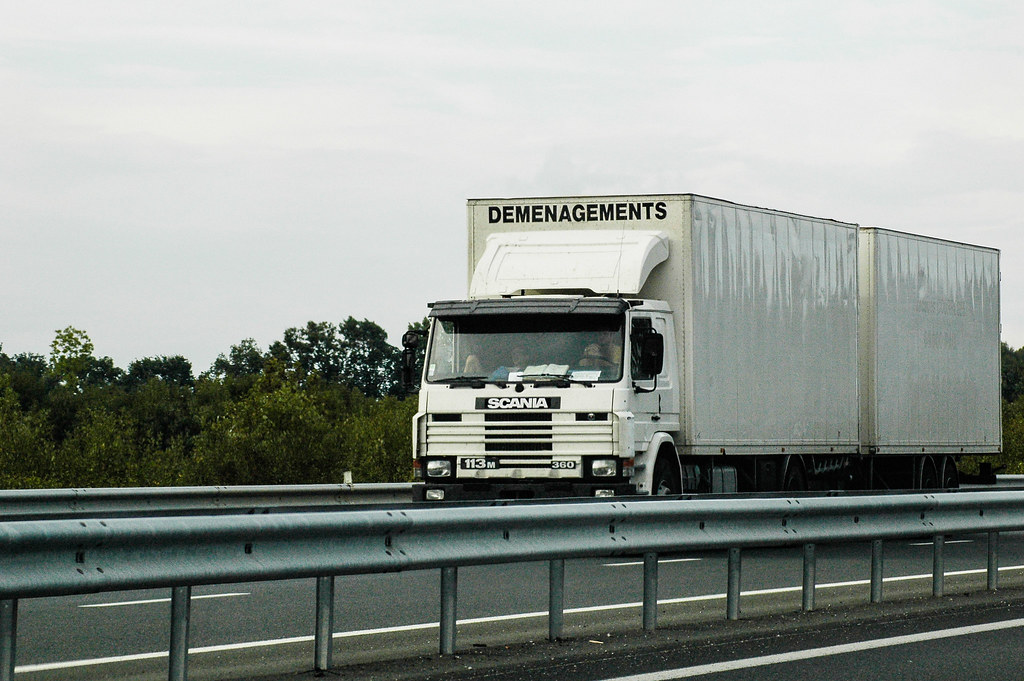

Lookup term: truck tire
[916,456,939,490]
[782,458,807,492]
[652,454,681,496]
[940,456,959,489]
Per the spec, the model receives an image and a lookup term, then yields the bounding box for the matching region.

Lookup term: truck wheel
[782,458,807,492]
[940,456,959,489]
[652,455,681,496]
[916,456,939,489]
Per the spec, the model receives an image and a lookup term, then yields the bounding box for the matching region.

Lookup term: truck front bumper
[413,481,637,502]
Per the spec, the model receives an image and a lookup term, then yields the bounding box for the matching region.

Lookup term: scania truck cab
[409,230,677,501]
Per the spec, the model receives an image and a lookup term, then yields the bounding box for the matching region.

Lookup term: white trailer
[858,228,1001,488]
[404,195,1001,499]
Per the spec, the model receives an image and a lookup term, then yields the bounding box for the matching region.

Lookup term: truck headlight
[591,459,618,477]
[426,459,452,478]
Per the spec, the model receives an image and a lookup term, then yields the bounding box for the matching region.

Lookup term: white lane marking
[598,617,1024,680]
[604,558,702,567]
[909,539,974,546]
[18,564,1024,673]
[78,592,250,608]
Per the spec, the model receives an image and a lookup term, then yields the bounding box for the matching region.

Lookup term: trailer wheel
[782,458,807,492]
[940,456,959,489]
[916,456,939,490]
[652,454,681,496]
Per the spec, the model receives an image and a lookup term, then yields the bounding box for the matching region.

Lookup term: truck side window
[631,318,655,381]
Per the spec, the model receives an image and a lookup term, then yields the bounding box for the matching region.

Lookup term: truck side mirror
[401,329,427,391]
[639,331,664,376]
[402,331,422,349]
[401,348,418,389]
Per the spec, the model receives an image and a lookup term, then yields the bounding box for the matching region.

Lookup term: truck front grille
[424,412,614,458]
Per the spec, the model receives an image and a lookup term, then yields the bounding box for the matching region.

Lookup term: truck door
[629,313,676,452]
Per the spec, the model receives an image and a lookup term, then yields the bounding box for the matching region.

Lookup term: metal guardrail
[0,483,414,520]
[0,474,1013,522]
[3,490,1024,681]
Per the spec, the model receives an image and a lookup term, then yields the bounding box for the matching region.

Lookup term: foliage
[0,320,420,488]
[188,374,346,485]
[48,326,94,389]
[126,355,194,389]
[0,374,53,488]
[275,321,345,383]
[211,339,266,378]
[1004,399,1024,473]
[49,407,141,487]
[1003,342,1024,404]
[269,318,401,398]
[341,396,418,483]
[336,317,400,399]
[964,398,1024,476]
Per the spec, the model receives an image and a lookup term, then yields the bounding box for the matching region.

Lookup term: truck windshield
[425,314,624,384]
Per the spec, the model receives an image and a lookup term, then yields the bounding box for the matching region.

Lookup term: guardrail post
[932,535,944,598]
[548,559,565,641]
[870,539,884,603]
[1,600,16,681]
[315,576,335,671]
[802,543,816,612]
[169,586,191,681]
[727,547,741,620]
[643,553,658,631]
[440,567,458,656]
[988,531,999,591]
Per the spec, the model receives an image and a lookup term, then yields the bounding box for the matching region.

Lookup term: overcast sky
[3,1,1023,371]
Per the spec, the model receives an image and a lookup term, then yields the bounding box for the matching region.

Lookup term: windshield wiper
[436,376,487,388]
[523,373,594,388]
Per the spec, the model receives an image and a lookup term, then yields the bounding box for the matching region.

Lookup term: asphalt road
[12,531,1024,680]
[388,596,1024,681]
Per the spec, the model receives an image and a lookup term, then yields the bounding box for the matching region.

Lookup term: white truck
[403,194,1001,500]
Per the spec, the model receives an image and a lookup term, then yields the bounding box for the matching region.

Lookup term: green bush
[187,374,349,485]
[342,396,417,483]
[0,375,54,488]
[49,407,139,487]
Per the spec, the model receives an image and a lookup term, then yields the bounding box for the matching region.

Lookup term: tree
[1004,399,1024,473]
[337,317,400,398]
[0,373,53,488]
[123,377,199,453]
[341,396,417,482]
[1003,342,1024,404]
[188,375,347,485]
[269,319,402,397]
[126,356,194,389]
[0,352,53,412]
[82,356,124,387]
[49,407,140,488]
[276,321,343,383]
[49,326,95,390]
[208,339,267,399]
[210,339,266,378]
